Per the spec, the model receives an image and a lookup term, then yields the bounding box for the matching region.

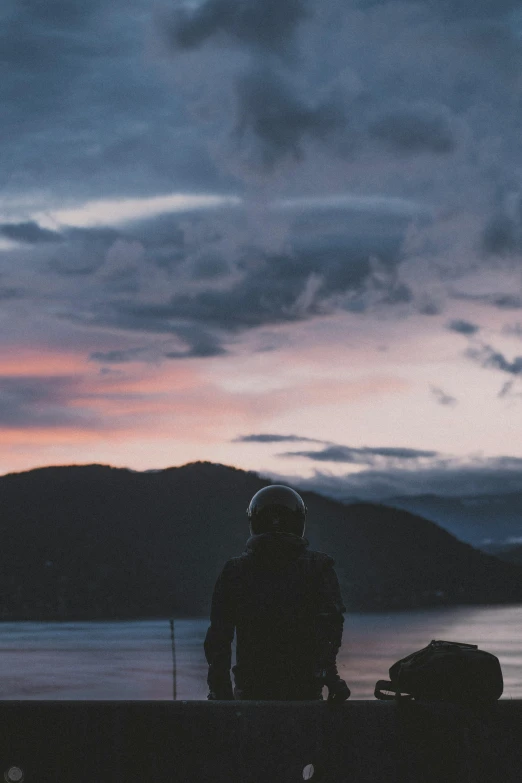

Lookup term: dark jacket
[204,531,346,699]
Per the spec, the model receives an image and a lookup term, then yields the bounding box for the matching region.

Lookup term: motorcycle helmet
[247,485,307,537]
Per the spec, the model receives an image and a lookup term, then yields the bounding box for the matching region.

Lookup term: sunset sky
[2,0,522,501]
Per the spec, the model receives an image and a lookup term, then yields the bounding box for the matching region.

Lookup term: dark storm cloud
[67,302,229,357]
[426,0,522,21]
[84,312,228,361]
[164,344,226,358]
[188,255,230,280]
[164,0,350,171]
[466,343,522,375]
[481,213,519,256]
[161,0,522,291]
[418,301,441,316]
[10,0,105,28]
[89,348,145,364]
[7,0,522,366]
[358,0,520,15]
[65,228,121,243]
[130,200,406,332]
[280,444,439,464]
[369,106,456,155]
[447,319,480,335]
[163,0,496,188]
[110,248,369,331]
[0,222,62,244]
[451,291,522,310]
[163,325,228,358]
[234,68,345,168]
[1,222,125,261]
[377,281,412,305]
[44,195,413,351]
[234,433,322,443]
[490,295,522,310]
[430,386,458,406]
[168,0,308,55]
[113,283,296,331]
[0,286,24,301]
[0,0,230,202]
[125,213,185,251]
[3,0,521,220]
[0,375,99,429]
[48,227,120,276]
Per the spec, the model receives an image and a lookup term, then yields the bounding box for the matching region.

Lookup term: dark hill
[481,543,522,567]
[1,461,521,620]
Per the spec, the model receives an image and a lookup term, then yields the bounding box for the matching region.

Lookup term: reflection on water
[341,605,522,700]
[0,605,521,699]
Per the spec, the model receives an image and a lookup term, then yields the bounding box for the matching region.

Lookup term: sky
[3,0,522,502]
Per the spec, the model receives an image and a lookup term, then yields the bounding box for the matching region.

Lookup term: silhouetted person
[204,485,350,701]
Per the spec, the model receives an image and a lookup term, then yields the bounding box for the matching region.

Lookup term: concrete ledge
[0,700,520,783]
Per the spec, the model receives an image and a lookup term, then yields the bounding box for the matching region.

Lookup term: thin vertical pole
[169,618,177,701]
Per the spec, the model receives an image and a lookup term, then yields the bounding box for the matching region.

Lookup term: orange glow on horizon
[0,348,87,375]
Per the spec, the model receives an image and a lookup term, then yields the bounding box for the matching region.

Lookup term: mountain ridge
[1,461,521,619]
[385,491,522,546]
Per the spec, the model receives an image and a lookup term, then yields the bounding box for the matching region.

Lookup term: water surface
[0,605,520,699]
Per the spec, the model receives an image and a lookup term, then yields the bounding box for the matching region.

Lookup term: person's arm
[204,559,237,700]
[315,558,350,703]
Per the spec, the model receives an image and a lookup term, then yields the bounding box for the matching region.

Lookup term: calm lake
[0,604,521,700]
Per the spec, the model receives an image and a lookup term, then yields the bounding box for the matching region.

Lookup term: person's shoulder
[221,556,243,570]
[220,555,250,578]
[303,549,335,569]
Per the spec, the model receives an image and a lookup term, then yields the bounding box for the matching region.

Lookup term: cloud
[481,213,520,256]
[108,251,358,331]
[490,295,522,310]
[163,325,228,358]
[233,433,322,443]
[235,435,440,465]
[0,222,62,244]
[4,0,522,470]
[270,456,522,502]
[0,375,99,429]
[498,380,514,398]
[63,196,408,340]
[451,292,522,310]
[447,319,480,335]
[369,104,456,155]
[163,0,345,172]
[1,188,423,369]
[233,67,345,168]
[430,386,458,406]
[466,343,522,375]
[47,227,120,276]
[167,0,308,55]
[89,348,147,364]
[279,444,439,465]
[159,0,522,294]
[5,0,522,379]
[0,0,230,203]
[434,0,521,19]
[503,322,522,338]
[84,316,229,362]
[44,193,241,230]
[0,286,24,301]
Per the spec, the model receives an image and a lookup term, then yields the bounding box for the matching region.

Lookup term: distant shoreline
[3,601,522,623]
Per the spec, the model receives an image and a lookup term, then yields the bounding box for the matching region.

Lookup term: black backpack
[374,640,503,705]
